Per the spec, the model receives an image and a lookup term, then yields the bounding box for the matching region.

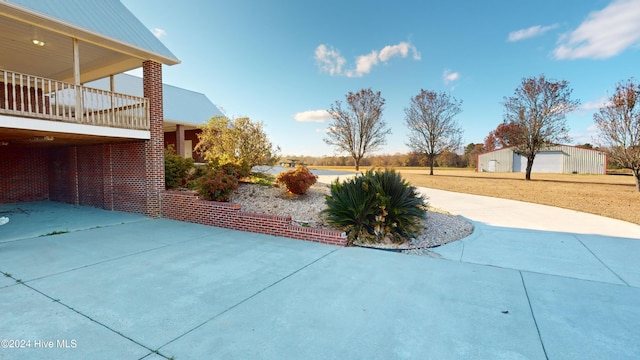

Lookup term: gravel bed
[230,182,474,255]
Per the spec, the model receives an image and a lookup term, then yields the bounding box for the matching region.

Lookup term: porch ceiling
[0,15,144,84]
[0,127,142,147]
[163,120,199,133]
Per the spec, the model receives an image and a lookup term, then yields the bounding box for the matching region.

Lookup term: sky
[121,0,640,157]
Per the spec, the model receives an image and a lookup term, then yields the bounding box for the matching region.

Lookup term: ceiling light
[32,39,45,46]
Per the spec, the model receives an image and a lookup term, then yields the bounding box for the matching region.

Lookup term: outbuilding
[477,145,607,174]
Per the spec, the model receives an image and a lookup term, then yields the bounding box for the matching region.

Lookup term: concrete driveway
[1,195,639,359]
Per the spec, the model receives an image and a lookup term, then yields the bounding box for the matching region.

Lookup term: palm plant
[367,169,428,242]
[322,176,378,246]
[322,169,428,246]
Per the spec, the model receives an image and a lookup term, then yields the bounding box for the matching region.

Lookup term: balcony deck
[0,69,149,131]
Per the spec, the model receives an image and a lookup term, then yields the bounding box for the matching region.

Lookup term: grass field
[310,166,640,225]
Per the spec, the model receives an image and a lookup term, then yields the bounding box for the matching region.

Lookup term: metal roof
[4,0,179,64]
[87,74,224,126]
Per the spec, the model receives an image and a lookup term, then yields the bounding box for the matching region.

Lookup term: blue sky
[121,0,640,156]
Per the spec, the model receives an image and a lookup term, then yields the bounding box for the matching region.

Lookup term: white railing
[0,69,149,130]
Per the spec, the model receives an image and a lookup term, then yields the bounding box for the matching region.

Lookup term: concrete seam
[7,276,171,359]
[14,232,221,284]
[156,248,342,351]
[0,217,151,244]
[573,234,629,286]
[519,271,549,360]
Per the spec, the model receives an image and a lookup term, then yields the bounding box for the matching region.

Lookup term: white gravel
[230,181,474,255]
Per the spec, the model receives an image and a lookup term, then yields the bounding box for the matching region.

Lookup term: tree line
[323,75,640,189]
[193,75,640,192]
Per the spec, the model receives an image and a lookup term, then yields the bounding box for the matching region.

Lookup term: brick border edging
[161,191,347,246]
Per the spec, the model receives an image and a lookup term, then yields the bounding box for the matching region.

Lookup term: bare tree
[325,88,390,171]
[405,89,463,175]
[503,75,579,180]
[594,79,640,191]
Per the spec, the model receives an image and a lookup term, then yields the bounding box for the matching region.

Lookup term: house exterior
[477,145,607,175]
[0,0,179,216]
[87,74,224,161]
[0,0,348,246]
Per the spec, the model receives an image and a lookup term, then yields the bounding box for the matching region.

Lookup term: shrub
[218,162,251,179]
[366,169,428,242]
[187,165,210,189]
[322,176,379,246]
[194,169,239,202]
[276,166,318,195]
[165,145,194,189]
[322,169,428,246]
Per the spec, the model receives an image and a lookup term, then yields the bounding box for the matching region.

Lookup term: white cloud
[379,41,421,61]
[581,96,611,111]
[569,124,600,145]
[315,44,346,76]
[443,69,460,84]
[315,41,420,77]
[294,110,332,123]
[349,51,379,77]
[554,0,640,59]
[507,24,559,42]
[152,28,167,38]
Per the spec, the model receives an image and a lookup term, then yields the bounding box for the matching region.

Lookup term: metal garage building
[477,145,607,174]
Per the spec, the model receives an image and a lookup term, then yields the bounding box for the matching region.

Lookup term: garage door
[516,152,563,173]
[533,152,563,173]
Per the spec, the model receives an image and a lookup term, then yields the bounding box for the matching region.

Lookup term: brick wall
[0,146,48,203]
[110,141,147,214]
[77,145,105,208]
[161,191,348,246]
[48,147,78,204]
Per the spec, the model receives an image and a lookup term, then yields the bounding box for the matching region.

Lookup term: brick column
[143,60,165,217]
[176,124,185,157]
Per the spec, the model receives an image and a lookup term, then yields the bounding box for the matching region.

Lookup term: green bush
[276,166,318,195]
[322,169,428,246]
[187,165,210,189]
[194,169,239,202]
[218,162,251,179]
[165,145,194,189]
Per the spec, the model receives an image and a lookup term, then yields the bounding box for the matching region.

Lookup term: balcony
[0,69,149,131]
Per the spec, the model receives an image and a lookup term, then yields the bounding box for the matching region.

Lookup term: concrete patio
[0,196,639,359]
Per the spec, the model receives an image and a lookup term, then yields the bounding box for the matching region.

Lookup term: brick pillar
[143,60,164,217]
[176,124,185,157]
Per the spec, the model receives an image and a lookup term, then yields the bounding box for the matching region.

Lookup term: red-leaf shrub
[276,166,318,195]
[195,169,239,202]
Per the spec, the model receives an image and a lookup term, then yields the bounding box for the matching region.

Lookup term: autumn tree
[405,89,463,175]
[436,151,464,167]
[196,115,280,170]
[594,79,640,191]
[503,75,579,180]
[464,143,484,168]
[484,121,523,151]
[325,88,391,171]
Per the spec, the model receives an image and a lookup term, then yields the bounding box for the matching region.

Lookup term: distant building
[87,74,224,161]
[477,145,607,174]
